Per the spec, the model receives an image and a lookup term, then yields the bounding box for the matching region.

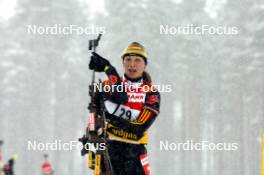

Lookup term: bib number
[114,106,132,120]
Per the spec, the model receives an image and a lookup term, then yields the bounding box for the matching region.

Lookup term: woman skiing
[89,42,160,175]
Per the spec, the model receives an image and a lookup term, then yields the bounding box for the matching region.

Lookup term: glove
[89,52,110,72]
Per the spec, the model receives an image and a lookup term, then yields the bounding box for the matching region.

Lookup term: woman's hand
[89,52,110,72]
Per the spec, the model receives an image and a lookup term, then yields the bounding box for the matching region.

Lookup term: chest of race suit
[104,76,154,144]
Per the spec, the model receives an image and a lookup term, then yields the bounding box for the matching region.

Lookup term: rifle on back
[79,34,114,175]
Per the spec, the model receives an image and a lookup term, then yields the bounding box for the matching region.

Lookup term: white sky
[0,0,109,21]
[204,0,227,19]
[79,0,108,19]
[0,0,17,20]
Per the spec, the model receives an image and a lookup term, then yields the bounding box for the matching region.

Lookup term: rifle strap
[94,154,102,175]
[88,151,95,169]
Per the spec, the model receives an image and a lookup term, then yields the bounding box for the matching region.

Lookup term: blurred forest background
[0,0,263,174]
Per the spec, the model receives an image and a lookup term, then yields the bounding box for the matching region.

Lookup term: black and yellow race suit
[100,66,160,175]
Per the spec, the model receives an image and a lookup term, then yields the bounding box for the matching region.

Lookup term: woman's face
[123,55,146,79]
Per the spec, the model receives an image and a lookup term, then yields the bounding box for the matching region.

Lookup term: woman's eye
[135,58,142,62]
[125,59,131,63]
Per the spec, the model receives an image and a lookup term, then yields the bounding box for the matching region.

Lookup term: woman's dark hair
[143,71,152,84]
